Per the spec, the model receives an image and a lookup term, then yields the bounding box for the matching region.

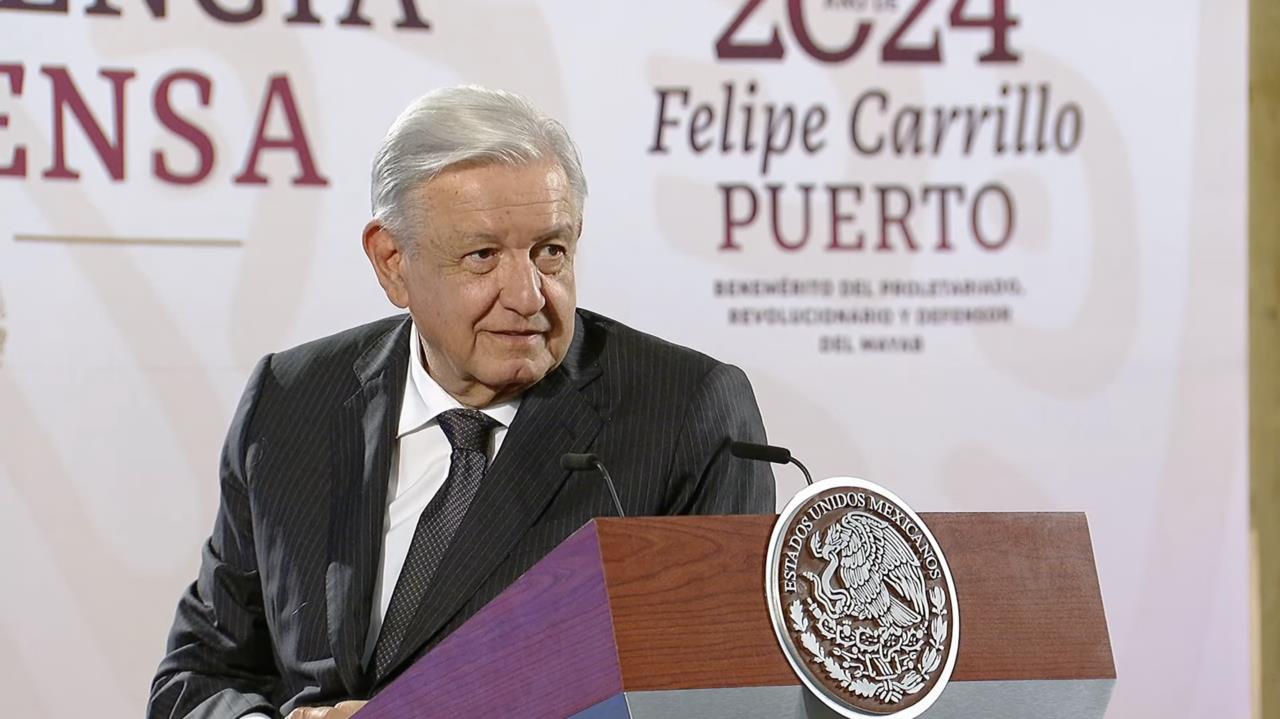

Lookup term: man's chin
[477,358,554,396]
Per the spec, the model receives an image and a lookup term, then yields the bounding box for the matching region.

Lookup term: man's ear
[363,220,409,308]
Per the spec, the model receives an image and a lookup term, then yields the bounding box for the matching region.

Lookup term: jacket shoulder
[576,308,724,390]
[265,315,408,389]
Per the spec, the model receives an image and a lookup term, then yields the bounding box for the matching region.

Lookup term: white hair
[370,85,588,244]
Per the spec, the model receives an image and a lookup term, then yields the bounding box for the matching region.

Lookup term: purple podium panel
[357,523,622,718]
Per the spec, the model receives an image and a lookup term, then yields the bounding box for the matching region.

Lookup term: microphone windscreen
[560,452,601,471]
[729,441,792,465]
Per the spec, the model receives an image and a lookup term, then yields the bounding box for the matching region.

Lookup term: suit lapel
[326,317,411,697]
[380,317,604,676]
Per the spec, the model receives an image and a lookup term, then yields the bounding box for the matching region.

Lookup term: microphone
[560,453,627,517]
[729,441,814,485]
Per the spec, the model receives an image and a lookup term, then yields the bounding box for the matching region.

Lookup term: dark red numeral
[949,0,1020,63]
[882,0,942,63]
[715,0,785,60]
[715,0,1020,65]
[787,0,872,64]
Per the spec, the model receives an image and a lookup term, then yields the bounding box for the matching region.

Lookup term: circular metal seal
[765,477,960,718]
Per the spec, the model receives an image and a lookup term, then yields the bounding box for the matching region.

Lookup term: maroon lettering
[787,0,870,64]
[760,104,793,174]
[1034,83,1050,152]
[0,0,66,13]
[153,70,215,185]
[42,66,134,181]
[338,0,429,30]
[689,103,714,153]
[971,183,1013,250]
[876,184,917,251]
[720,183,757,251]
[800,105,826,153]
[718,82,736,152]
[922,185,964,251]
[1013,82,1029,152]
[196,0,261,22]
[648,87,687,153]
[714,181,1017,253]
[0,64,26,177]
[993,85,1009,153]
[850,90,887,154]
[739,81,759,152]
[827,184,864,251]
[882,0,941,63]
[84,0,164,18]
[949,0,1020,63]
[714,0,784,60]
[768,183,813,251]
[711,0,1020,66]
[234,75,328,186]
[1056,102,1083,151]
[892,106,923,155]
[283,0,320,24]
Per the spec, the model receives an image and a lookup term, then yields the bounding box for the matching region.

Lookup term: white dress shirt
[243,323,519,718]
[360,323,519,663]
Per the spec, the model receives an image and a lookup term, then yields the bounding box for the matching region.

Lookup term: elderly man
[148,86,774,719]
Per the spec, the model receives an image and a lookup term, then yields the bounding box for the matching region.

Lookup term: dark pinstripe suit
[148,308,775,718]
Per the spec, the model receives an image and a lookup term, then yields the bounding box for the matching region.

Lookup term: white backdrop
[0,1,1248,717]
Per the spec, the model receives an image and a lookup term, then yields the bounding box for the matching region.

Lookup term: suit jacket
[148,308,775,718]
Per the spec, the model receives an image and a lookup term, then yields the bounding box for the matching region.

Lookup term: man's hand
[285,701,367,718]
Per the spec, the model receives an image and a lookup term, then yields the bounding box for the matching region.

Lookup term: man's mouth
[484,329,545,343]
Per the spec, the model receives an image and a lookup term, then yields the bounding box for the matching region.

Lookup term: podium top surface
[592,512,1114,690]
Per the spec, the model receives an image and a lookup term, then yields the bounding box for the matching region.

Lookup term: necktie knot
[436,408,499,453]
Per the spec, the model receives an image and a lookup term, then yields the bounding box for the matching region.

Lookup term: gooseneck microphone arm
[560,453,627,517]
[729,441,814,485]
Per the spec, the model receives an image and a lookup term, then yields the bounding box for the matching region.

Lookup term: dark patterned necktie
[371,408,499,680]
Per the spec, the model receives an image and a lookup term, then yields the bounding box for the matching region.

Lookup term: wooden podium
[357,514,1114,718]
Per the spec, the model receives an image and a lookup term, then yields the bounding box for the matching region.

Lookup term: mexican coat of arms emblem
[765,477,960,718]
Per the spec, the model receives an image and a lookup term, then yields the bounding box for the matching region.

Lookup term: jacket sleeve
[666,362,776,515]
[148,355,280,719]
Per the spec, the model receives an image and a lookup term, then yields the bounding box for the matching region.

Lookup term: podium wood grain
[596,513,1113,690]
[597,515,791,689]
[931,512,1115,682]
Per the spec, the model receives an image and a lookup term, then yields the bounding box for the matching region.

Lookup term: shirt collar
[398,321,521,438]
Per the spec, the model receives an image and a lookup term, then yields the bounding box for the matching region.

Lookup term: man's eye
[468,248,497,261]
[535,244,566,258]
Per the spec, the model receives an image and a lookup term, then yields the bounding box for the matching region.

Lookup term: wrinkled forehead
[418,159,580,218]
[413,161,581,244]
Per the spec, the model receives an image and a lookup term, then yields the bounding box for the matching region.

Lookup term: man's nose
[498,256,546,316]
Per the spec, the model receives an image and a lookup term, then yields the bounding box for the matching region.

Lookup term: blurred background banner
[0,1,1247,717]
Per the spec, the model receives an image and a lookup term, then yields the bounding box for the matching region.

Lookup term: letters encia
[0,0,430,29]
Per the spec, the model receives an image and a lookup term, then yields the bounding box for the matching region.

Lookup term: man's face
[386,161,579,406]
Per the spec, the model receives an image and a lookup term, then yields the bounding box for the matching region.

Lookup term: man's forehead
[412,161,580,237]
[420,161,569,205]
[423,159,567,194]
[447,220,580,244]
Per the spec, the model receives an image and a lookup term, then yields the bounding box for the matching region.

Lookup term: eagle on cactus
[803,512,929,628]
